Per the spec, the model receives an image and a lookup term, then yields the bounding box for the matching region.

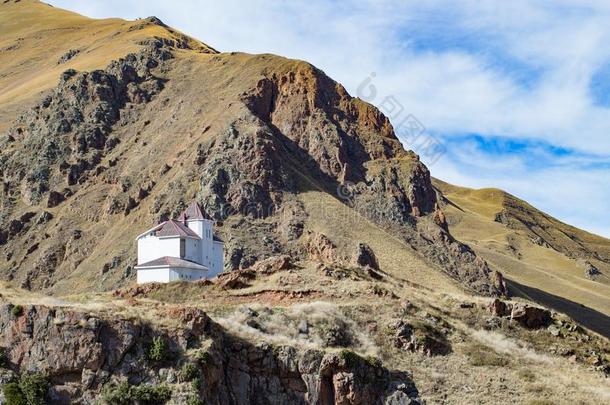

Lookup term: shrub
[131,384,171,403]
[2,382,26,405]
[187,395,204,405]
[365,355,382,369]
[339,349,361,368]
[148,336,167,362]
[101,381,171,405]
[195,350,210,365]
[11,305,23,318]
[180,363,199,382]
[191,376,202,391]
[101,381,131,405]
[463,343,508,367]
[19,372,49,405]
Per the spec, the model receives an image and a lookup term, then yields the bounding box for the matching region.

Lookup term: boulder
[352,243,380,270]
[46,190,66,208]
[510,304,552,329]
[487,298,511,317]
[306,232,339,264]
[250,255,292,275]
[217,269,256,289]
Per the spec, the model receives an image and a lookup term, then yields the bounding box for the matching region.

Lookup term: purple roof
[156,219,200,238]
[178,202,212,222]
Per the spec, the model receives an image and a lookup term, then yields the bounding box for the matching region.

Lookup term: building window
[180,238,186,258]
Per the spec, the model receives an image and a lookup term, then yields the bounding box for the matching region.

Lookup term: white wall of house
[211,240,224,277]
[137,266,207,283]
[137,235,205,264]
[137,235,179,264]
[184,238,200,263]
[168,267,207,282]
[137,267,171,284]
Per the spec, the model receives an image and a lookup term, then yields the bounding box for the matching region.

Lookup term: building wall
[138,236,203,264]
[184,238,200,263]
[211,241,224,277]
[187,219,215,270]
[137,266,207,283]
[168,267,207,282]
[137,267,171,284]
[138,236,181,264]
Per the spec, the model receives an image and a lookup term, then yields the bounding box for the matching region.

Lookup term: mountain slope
[0,0,498,297]
[434,178,610,322]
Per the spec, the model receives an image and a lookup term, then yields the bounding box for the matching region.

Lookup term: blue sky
[49,0,610,237]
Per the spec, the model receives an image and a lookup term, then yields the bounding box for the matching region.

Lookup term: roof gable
[156,219,200,238]
[178,202,211,222]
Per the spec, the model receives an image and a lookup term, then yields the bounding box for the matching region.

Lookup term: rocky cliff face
[0,303,421,404]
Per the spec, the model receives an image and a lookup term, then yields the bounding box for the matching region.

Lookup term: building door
[180,238,186,258]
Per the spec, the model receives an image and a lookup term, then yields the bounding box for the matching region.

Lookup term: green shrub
[186,395,204,405]
[11,305,23,318]
[131,384,171,403]
[101,381,131,405]
[19,372,49,405]
[365,355,382,369]
[338,349,361,368]
[148,336,167,362]
[2,382,26,405]
[195,349,210,365]
[191,377,202,391]
[180,363,199,382]
[101,381,171,405]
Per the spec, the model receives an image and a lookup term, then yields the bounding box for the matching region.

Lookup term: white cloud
[47,0,610,237]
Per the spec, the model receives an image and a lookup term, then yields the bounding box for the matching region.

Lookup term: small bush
[187,396,204,405]
[180,363,199,382]
[191,377,202,391]
[131,384,171,403]
[3,382,26,405]
[11,305,23,318]
[339,349,361,368]
[19,372,49,405]
[101,381,171,405]
[365,355,382,369]
[463,343,508,367]
[148,336,167,362]
[101,381,131,405]
[195,350,210,365]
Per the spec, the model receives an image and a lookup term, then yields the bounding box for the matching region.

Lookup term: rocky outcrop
[579,260,601,280]
[390,320,452,357]
[352,243,379,270]
[250,255,292,275]
[487,299,552,329]
[306,232,341,265]
[1,40,169,206]
[0,303,421,404]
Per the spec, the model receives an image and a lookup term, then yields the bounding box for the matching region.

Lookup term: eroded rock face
[0,304,421,404]
[1,41,168,206]
[306,232,341,265]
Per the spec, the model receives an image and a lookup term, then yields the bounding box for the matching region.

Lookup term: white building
[134,202,224,284]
